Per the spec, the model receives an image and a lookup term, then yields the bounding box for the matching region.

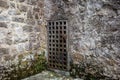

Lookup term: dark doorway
[47,20,68,70]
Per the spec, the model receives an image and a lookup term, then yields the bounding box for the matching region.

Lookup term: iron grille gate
[47,20,68,70]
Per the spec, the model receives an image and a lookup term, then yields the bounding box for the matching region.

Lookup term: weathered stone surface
[0,29,8,44]
[44,0,120,79]
[17,4,28,12]
[8,9,20,15]
[0,0,119,79]
[13,27,28,44]
[34,26,40,32]
[0,48,9,55]
[22,71,83,80]
[0,1,45,79]
[5,31,12,45]
[9,2,15,8]
[0,16,9,21]
[29,33,36,42]
[27,0,38,5]
[33,7,40,12]
[23,25,33,32]
[0,1,9,9]
[26,19,35,25]
[0,22,7,28]
[18,0,25,2]
[12,17,24,23]
[27,9,33,19]
[35,13,39,19]
[24,42,30,51]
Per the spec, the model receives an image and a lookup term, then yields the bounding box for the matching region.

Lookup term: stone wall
[44,0,120,79]
[0,0,46,64]
[0,0,120,79]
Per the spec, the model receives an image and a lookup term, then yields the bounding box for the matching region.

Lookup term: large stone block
[15,43,25,53]
[9,2,15,8]
[8,9,20,15]
[34,26,40,32]
[26,19,35,25]
[0,22,7,28]
[28,42,33,50]
[0,48,9,55]
[17,4,28,12]
[35,13,39,19]
[13,34,28,44]
[0,29,8,44]
[23,25,33,32]
[12,17,24,23]
[33,7,40,12]
[24,42,30,51]
[0,1,9,9]
[27,10,33,19]
[27,0,38,5]
[18,0,25,2]
[33,43,40,50]
[13,27,28,44]
[5,37,12,45]
[0,16,9,21]
[38,1,44,8]
[29,33,36,42]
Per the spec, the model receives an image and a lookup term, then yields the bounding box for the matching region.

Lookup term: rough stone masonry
[0,0,120,79]
[44,0,120,79]
[0,0,46,62]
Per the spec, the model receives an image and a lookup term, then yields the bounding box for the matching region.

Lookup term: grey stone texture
[0,0,46,65]
[22,71,83,80]
[44,0,120,79]
[0,0,120,79]
[0,1,9,9]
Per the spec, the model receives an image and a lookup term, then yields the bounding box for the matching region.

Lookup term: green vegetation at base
[2,52,47,80]
[70,62,107,80]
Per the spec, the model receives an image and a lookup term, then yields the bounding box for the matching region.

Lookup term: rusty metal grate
[47,20,68,70]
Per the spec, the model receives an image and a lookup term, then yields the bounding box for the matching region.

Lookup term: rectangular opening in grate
[47,20,68,70]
